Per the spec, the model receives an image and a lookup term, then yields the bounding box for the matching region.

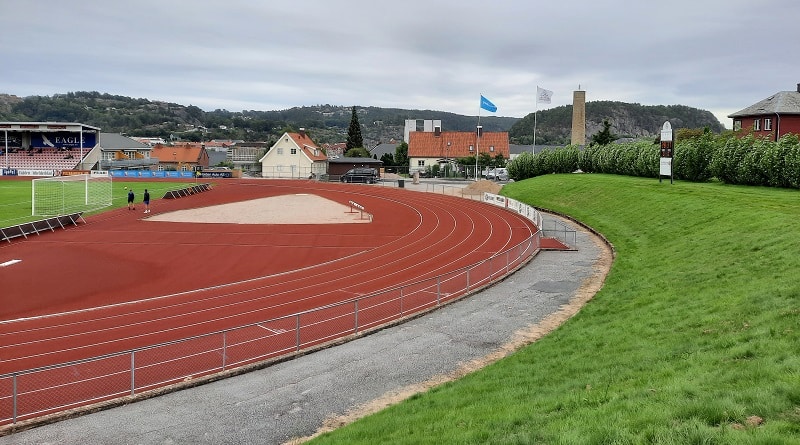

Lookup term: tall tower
[571,88,586,146]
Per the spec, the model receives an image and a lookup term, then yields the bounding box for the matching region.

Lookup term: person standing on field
[143,189,151,213]
[127,189,135,210]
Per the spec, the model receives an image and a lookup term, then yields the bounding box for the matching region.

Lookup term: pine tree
[346,106,364,150]
[590,119,618,147]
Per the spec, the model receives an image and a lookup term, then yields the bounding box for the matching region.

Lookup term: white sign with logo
[659,121,673,183]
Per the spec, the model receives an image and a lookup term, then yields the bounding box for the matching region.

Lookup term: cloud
[3,0,799,129]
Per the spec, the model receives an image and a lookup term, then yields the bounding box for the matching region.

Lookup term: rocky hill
[509,101,726,145]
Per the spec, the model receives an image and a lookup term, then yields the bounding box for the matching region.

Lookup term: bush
[508,133,800,189]
[674,132,714,182]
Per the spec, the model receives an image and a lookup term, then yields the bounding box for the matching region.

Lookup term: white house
[259,130,327,178]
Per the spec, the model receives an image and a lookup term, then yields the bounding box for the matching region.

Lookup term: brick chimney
[299,128,306,137]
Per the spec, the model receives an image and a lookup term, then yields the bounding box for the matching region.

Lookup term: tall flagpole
[533,96,538,154]
[475,98,482,181]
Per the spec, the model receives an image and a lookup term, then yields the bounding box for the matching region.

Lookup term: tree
[590,119,618,147]
[344,147,370,157]
[379,153,394,166]
[394,142,409,168]
[346,106,364,150]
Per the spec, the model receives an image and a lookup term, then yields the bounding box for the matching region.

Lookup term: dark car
[340,168,379,184]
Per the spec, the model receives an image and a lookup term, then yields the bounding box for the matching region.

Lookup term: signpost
[659,121,673,184]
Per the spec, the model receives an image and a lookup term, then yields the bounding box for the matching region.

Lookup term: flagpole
[475,98,481,181]
[533,96,538,154]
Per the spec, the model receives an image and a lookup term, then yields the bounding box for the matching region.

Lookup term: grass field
[309,174,800,444]
[0,179,192,227]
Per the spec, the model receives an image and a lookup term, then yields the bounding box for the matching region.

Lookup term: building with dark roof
[728,84,800,140]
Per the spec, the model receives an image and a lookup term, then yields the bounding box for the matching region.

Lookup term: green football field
[0,179,190,227]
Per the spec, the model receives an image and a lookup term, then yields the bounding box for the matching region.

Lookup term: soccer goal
[32,173,113,216]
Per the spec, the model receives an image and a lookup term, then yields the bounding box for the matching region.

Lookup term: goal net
[32,173,113,216]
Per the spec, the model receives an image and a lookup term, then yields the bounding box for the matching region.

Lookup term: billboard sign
[30,132,97,149]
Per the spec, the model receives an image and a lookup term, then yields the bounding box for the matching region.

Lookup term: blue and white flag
[480,95,497,113]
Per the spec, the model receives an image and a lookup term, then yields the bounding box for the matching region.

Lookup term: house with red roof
[408,130,509,175]
[150,143,209,172]
[259,129,327,178]
[728,84,800,140]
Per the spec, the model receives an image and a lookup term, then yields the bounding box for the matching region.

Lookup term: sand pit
[146,193,370,224]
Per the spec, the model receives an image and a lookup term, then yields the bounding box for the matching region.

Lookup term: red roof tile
[287,132,326,161]
[408,131,509,158]
[151,144,208,163]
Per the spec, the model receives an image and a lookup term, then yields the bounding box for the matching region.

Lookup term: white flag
[537,87,553,104]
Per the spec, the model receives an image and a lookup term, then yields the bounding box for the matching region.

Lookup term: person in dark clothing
[127,189,135,210]
[143,189,151,213]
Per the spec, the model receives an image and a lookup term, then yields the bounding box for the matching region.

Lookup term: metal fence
[0,230,542,427]
[540,218,577,246]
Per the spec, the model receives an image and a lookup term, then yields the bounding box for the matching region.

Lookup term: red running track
[0,180,538,423]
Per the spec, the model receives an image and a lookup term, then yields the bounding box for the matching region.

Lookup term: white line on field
[1,259,21,267]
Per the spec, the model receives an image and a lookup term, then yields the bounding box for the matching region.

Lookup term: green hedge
[507,133,800,188]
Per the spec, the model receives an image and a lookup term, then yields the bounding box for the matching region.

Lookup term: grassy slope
[311,174,800,444]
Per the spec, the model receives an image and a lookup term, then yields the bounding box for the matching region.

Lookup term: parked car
[340,168,379,184]
[494,168,509,181]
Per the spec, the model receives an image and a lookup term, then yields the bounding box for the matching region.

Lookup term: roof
[370,142,400,158]
[408,131,509,158]
[289,132,326,161]
[258,132,327,163]
[99,133,151,150]
[0,122,101,132]
[729,90,800,117]
[150,144,206,163]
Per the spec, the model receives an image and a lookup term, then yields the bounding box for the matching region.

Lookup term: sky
[2,0,799,129]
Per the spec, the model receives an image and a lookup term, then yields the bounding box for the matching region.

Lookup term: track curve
[0,180,538,416]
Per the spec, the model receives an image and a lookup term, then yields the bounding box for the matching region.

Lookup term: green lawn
[0,179,190,226]
[310,174,800,444]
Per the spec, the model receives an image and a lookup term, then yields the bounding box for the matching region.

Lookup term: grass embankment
[310,174,800,444]
[0,180,190,226]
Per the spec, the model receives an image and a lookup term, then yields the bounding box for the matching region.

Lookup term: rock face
[510,101,725,145]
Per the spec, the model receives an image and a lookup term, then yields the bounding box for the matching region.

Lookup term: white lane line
[256,324,287,334]
[1,259,21,267]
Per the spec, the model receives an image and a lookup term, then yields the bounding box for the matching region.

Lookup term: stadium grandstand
[1,122,100,176]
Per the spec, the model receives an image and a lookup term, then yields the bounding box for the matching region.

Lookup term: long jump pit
[147,193,371,225]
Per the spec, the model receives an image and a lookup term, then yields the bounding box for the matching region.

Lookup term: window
[764,118,772,131]
[277,147,284,155]
[753,118,760,131]
[489,145,495,152]
[417,160,425,167]
[469,145,474,152]
[733,120,742,131]
[290,148,297,155]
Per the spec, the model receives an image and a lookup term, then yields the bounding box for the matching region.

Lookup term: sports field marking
[1,259,22,267]
[256,324,287,334]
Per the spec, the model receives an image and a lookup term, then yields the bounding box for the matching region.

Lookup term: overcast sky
[3,1,798,128]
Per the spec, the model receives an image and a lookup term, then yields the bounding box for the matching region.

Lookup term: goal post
[32,172,113,216]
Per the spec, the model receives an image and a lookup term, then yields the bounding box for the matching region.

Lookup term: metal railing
[540,218,577,246]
